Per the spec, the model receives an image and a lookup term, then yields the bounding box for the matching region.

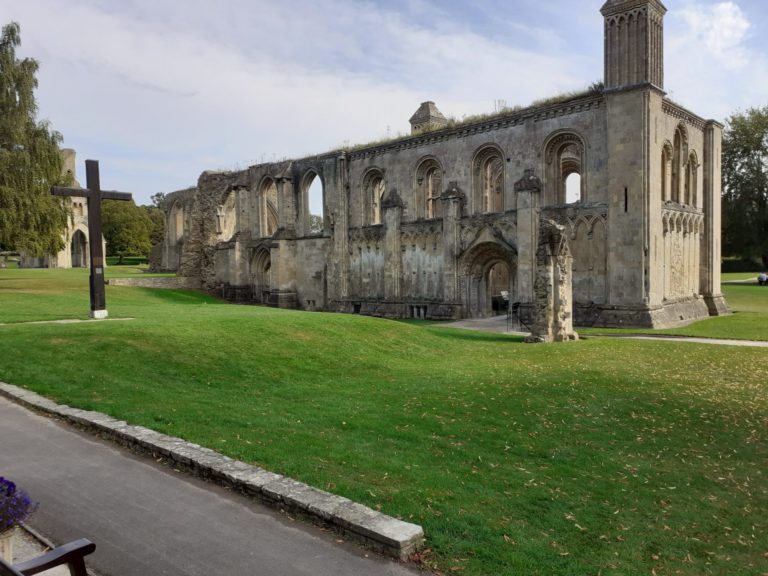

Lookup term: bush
[722,258,763,273]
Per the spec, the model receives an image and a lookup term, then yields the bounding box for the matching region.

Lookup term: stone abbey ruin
[158,0,729,328]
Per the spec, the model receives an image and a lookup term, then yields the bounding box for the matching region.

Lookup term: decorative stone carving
[514,169,542,193]
[525,219,579,343]
[381,188,405,210]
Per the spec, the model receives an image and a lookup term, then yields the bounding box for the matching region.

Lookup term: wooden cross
[51,159,132,319]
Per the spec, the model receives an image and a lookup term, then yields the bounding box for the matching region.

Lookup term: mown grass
[580,277,768,341]
[0,268,766,575]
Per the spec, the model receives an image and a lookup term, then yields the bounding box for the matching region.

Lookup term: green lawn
[579,278,768,341]
[1,268,766,575]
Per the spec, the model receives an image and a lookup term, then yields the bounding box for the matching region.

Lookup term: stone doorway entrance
[250,248,271,303]
[461,241,516,318]
[70,230,88,268]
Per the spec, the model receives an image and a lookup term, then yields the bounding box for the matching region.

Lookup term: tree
[142,204,165,246]
[0,22,69,255]
[722,106,768,267]
[102,200,153,264]
[150,192,166,210]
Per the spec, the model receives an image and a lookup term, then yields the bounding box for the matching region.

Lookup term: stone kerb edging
[0,382,424,561]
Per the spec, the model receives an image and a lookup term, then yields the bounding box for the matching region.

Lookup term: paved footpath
[0,398,418,576]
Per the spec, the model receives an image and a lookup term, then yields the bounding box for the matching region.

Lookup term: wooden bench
[0,538,95,576]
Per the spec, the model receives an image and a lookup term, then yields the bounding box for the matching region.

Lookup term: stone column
[330,153,350,302]
[514,169,542,311]
[525,219,578,343]
[271,176,298,308]
[276,177,296,238]
[382,188,404,300]
[701,120,729,315]
[439,182,466,303]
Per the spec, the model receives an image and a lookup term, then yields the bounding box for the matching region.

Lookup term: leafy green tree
[0,22,69,255]
[102,200,153,264]
[150,192,166,210]
[722,106,768,267]
[142,204,165,246]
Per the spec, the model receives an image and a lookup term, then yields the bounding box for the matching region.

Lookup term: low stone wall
[107,276,202,290]
[0,382,424,561]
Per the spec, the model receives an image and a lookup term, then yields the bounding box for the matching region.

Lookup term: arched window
[260,178,279,237]
[472,146,504,214]
[671,125,688,204]
[301,171,324,235]
[565,173,582,203]
[661,142,673,202]
[544,132,586,205]
[169,202,184,245]
[217,190,237,240]
[362,169,386,225]
[687,151,699,207]
[415,158,443,220]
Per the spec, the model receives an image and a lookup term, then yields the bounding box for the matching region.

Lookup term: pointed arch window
[363,170,386,225]
[472,146,504,214]
[544,132,586,205]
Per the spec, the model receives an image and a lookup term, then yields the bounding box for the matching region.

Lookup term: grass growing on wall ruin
[1,267,767,576]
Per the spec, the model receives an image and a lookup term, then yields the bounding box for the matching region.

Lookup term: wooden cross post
[51,159,132,319]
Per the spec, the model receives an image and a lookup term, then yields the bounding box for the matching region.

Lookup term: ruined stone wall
[158,80,724,328]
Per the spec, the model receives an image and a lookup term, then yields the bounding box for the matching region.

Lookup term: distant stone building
[19,149,94,269]
[158,0,728,328]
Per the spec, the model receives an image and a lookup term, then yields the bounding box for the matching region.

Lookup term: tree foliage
[722,106,768,267]
[102,200,153,263]
[143,204,165,246]
[0,22,69,255]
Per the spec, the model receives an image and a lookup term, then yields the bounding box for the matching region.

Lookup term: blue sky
[2,0,766,206]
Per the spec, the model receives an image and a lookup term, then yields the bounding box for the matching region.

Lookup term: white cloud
[676,2,751,70]
[664,1,767,122]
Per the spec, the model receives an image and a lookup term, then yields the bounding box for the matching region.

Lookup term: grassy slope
[0,268,766,575]
[580,275,768,341]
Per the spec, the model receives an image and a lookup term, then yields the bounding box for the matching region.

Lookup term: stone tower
[409,102,448,134]
[601,0,666,91]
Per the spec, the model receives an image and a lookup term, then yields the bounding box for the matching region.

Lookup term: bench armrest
[10,538,95,576]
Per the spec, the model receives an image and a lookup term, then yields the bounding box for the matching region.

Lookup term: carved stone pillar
[701,120,729,315]
[439,181,466,303]
[271,176,298,308]
[382,188,404,300]
[330,153,350,301]
[525,219,578,343]
[276,176,296,238]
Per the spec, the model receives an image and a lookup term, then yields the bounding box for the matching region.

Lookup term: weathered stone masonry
[158,0,728,328]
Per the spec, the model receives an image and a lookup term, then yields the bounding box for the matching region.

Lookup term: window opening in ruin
[363,171,386,225]
[565,173,582,203]
[416,158,443,220]
[261,179,279,237]
[425,167,442,218]
[170,202,184,244]
[545,133,585,205]
[473,147,504,214]
[305,172,324,235]
[661,143,673,202]
[688,151,698,207]
[671,125,686,204]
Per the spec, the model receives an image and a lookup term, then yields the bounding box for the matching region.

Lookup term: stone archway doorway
[70,230,88,268]
[461,241,516,318]
[250,248,271,304]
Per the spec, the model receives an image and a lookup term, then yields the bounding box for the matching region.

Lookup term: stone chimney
[409,101,448,134]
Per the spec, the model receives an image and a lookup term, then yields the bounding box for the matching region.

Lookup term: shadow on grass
[135,288,223,305]
[426,326,527,344]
